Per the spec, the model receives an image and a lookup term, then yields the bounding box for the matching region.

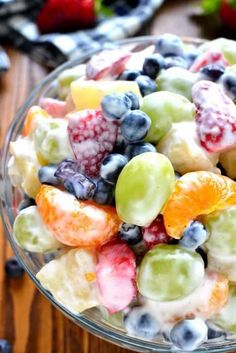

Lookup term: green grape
[199,38,236,65]
[36,248,99,313]
[208,252,236,283]
[58,64,86,99]
[100,306,124,329]
[156,68,198,101]
[214,286,236,333]
[115,152,175,226]
[137,244,205,301]
[13,206,61,253]
[141,91,195,143]
[33,118,73,164]
[204,206,236,256]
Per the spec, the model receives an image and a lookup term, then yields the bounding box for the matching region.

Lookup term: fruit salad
[8,33,236,351]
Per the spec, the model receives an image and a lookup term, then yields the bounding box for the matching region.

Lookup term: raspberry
[86,49,131,80]
[67,109,118,177]
[142,215,171,250]
[192,80,236,152]
[190,50,228,73]
[96,239,137,313]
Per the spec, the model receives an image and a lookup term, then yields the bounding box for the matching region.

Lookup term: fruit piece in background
[96,239,136,313]
[67,109,118,177]
[22,106,50,136]
[5,257,24,279]
[86,49,131,80]
[40,98,67,118]
[70,80,141,111]
[214,286,236,332]
[33,118,73,165]
[13,206,61,253]
[163,171,236,239]
[157,67,198,100]
[115,152,175,226]
[202,0,236,30]
[204,206,236,256]
[190,50,228,73]
[8,136,41,198]
[192,80,236,153]
[37,0,96,33]
[199,38,236,66]
[157,121,220,175]
[142,215,171,250]
[220,148,236,179]
[137,244,205,301]
[57,64,86,99]
[141,91,195,143]
[36,185,121,247]
[143,271,229,330]
[36,248,99,313]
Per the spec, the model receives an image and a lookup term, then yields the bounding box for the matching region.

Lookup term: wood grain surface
[0,1,234,353]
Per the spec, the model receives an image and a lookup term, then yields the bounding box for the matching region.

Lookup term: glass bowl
[1,35,236,353]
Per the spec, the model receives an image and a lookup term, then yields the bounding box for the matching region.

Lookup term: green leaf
[229,0,236,8]
[95,0,114,17]
[202,0,221,13]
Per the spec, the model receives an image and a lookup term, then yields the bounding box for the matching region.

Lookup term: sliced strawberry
[96,239,137,313]
[40,98,67,118]
[142,215,171,250]
[190,50,228,73]
[192,80,236,152]
[67,109,118,177]
[86,49,131,80]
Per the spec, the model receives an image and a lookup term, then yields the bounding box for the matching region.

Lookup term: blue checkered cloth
[0,0,164,72]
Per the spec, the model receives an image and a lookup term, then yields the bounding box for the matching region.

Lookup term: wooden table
[0,1,234,352]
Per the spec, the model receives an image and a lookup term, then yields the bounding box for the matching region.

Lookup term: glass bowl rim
[1,34,236,353]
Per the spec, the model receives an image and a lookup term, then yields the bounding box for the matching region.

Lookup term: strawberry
[37,0,96,33]
[86,49,132,80]
[192,80,236,152]
[40,98,67,118]
[220,0,236,29]
[96,239,137,313]
[67,109,118,177]
[190,50,228,73]
[142,215,171,250]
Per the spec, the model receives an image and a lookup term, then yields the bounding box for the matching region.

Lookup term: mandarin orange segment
[22,106,50,136]
[36,185,121,247]
[163,171,236,238]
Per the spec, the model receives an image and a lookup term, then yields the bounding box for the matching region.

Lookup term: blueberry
[63,174,96,200]
[100,153,128,185]
[142,54,165,79]
[155,34,184,57]
[135,75,157,96]
[38,164,61,186]
[101,93,132,120]
[124,91,140,110]
[124,142,156,159]
[119,223,142,245]
[113,132,127,154]
[124,307,160,339]
[93,179,114,205]
[164,55,188,70]
[184,47,200,68]
[200,64,225,82]
[119,69,142,81]
[196,247,208,268]
[179,221,208,250]
[0,340,12,353]
[222,73,236,99]
[121,110,151,142]
[5,257,24,279]
[55,159,80,180]
[175,171,181,180]
[206,321,227,340]
[170,318,208,351]
[18,196,36,211]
